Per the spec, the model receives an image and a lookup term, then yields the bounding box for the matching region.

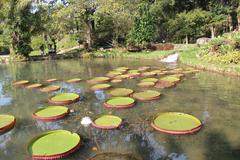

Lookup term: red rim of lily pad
[13,80,29,86]
[141,72,157,77]
[155,80,176,89]
[66,78,82,83]
[39,85,60,93]
[0,114,16,134]
[132,90,161,101]
[32,106,70,121]
[87,77,110,84]
[46,78,58,83]
[104,97,135,109]
[49,93,80,105]
[90,84,111,91]
[137,81,156,88]
[26,83,43,89]
[151,112,202,135]
[92,115,122,129]
[110,79,123,83]
[28,130,81,159]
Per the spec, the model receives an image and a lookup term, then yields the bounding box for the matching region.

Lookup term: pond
[0,58,240,160]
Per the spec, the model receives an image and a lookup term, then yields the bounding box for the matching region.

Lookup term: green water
[0,58,240,160]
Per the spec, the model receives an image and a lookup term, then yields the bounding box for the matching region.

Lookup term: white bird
[160,53,179,63]
[81,117,92,127]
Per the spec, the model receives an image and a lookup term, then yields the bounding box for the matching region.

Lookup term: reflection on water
[0,59,240,160]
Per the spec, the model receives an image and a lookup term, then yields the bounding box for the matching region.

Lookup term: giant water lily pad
[87,77,110,84]
[33,106,69,121]
[28,130,80,159]
[13,80,29,86]
[104,97,135,109]
[160,76,180,83]
[46,78,57,83]
[91,84,111,91]
[137,81,155,88]
[141,78,158,83]
[132,90,161,101]
[109,88,134,97]
[66,78,82,83]
[141,72,157,77]
[40,85,60,93]
[106,71,122,78]
[92,115,122,129]
[110,79,122,83]
[89,152,139,160]
[26,83,43,89]
[151,112,202,135]
[0,114,16,134]
[155,80,176,89]
[49,93,80,105]
[138,66,150,71]
[114,74,130,79]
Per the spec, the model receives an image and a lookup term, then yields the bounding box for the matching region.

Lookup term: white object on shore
[81,117,92,127]
[160,53,179,63]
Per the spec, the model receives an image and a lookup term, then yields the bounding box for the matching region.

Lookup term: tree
[127,2,156,47]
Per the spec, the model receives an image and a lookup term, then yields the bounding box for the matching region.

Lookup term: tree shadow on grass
[205,131,240,160]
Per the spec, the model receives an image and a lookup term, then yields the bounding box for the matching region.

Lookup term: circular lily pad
[109,88,134,97]
[155,80,176,89]
[104,97,135,109]
[46,78,57,83]
[115,67,129,70]
[141,78,158,83]
[92,115,122,129]
[87,77,110,84]
[110,79,122,83]
[91,84,111,91]
[151,112,202,135]
[26,83,43,89]
[137,81,156,88]
[0,114,16,134]
[141,72,157,77]
[132,90,161,101]
[128,70,139,74]
[33,106,69,121]
[40,85,60,93]
[138,66,150,71]
[114,74,130,79]
[89,152,139,160]
[13,80,29,86]
[66,78,82,83]
[28,130,80,159]
[160,76,180,83]
[49,93,80,105]
[106,71,122,78]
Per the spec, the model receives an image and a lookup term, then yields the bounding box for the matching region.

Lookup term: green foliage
[127,2,156,46]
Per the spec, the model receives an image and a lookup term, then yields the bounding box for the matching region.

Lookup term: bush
[0,46,10,55]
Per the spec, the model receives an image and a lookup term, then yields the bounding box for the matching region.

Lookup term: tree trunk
[211,26,215,39]
[185,35,188,44]
[85,20,94,50]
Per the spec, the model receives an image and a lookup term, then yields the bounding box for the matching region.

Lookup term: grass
[179,47,240,76]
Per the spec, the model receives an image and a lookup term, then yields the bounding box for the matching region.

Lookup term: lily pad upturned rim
[46,78,58,83]
[109,88,134,97]
[90,83,111,91]
[66,78,82,83]
[28,130,80,159]
[132,90,161,101]
[32,106,70,121]
[151,112,202,135]
[160,76,181,83]
[104,97,135,109]
[110,79,123,83]
[92,115,122,129]
[26,83,43,89]
[87,77,110,84]
[49,93,80,105]
[141,78,158,83]
[0,114,16,134]
[13,80,29,86]
[137,81,156,88]
[39,85,60,93]
[141,72,157,77]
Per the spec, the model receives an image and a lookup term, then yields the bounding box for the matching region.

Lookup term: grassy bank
[180,47,240,76]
